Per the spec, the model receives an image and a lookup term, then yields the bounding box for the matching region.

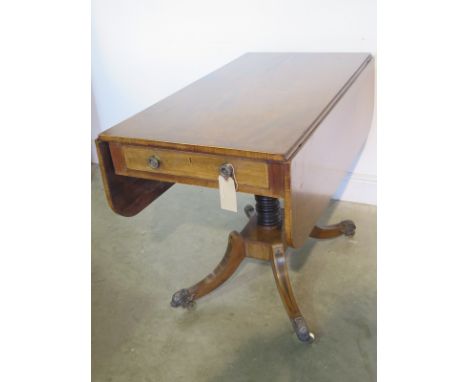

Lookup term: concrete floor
[92,164,376,382]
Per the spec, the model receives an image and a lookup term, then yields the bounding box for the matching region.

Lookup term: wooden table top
[100,52,372,161]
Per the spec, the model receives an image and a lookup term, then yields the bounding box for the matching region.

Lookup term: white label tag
[218,175,237,212]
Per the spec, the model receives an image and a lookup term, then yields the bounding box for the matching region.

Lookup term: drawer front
[111,143,270,190]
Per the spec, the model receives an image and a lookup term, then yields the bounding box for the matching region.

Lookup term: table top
[100,52,372,161]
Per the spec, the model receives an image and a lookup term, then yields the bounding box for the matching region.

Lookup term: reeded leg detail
[310,219,356,239]
[270,245,315,343]
[171,231,246,309]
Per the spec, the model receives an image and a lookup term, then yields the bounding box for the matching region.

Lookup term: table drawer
[109,143,270,190]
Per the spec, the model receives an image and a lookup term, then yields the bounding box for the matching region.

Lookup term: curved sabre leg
[171,231,246,309]
[310,219,356,239]
[270,245,315,343]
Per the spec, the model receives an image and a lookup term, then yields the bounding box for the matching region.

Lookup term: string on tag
[220,163,238,190]
[230,165,238,191]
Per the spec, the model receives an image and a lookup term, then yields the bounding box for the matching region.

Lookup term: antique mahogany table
[96,53,375,343]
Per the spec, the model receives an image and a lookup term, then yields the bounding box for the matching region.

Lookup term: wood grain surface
[121,144,269,189]
[284,59,375,248]
[108,142,287,198]
[95,139,173,216]
[97,53,375,245]
[99,53,371,161]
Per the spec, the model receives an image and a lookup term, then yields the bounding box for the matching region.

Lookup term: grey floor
[92,164,376,382]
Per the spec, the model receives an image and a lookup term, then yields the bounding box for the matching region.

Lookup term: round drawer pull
[147,155,161,169]
[219,163,234,179]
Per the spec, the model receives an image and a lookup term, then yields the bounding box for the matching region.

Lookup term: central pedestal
[171,195,356,343]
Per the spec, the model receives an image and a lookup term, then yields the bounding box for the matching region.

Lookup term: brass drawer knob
[147,155,161,169]
[219,163,234,179]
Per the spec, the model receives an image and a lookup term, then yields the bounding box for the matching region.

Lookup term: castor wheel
[339,220,356,237]
[170,288,195,309]
[292,316,315,343]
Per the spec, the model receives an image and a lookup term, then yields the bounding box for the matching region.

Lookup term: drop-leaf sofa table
[96,53,375,343]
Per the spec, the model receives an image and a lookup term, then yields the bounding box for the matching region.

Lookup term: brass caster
[292,316,315,343]
[339,220,356,237]
[170,288,196,309]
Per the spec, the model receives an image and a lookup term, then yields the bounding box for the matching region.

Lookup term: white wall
[92,0,376,204]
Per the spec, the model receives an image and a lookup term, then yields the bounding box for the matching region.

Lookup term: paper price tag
[218,175,238,212]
